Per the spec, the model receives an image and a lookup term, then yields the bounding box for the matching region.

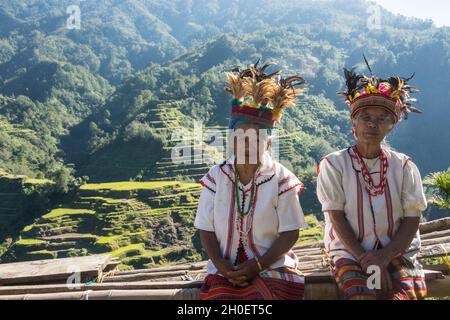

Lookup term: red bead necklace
[352,145,388,196]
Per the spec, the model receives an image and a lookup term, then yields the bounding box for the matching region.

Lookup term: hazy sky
[374,0,450,27]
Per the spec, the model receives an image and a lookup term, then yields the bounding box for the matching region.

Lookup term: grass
[121,246,186,268]
[24,178,54,185]
[43,208,96,219]
[0,171,52,185]
[175,183,202,190]
[25,250,57,259]
[110,243,145,258]
[79,196,127,204]
[22,225,34,232]
[129,205,198,216]
[297,215,324,246]
[140,246,182,258]
[15,238,46,246]
[80,181,181,191]
[305,215,321,227]
[94,235,123,251]
[96,235,121,244]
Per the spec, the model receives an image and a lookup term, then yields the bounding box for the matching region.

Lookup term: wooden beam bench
[0,269,447,300]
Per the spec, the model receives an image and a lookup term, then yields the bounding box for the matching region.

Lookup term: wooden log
[421,229,450,240]
[298,261,328,272]
[0,288,201,300]
[115,248,325,277]
[418,243,450,259]
[107,263,330,283]
[0,275,447,300]
[108,274,206,283]
[304,269,443,283]
[0,254,112,285]
[295,252,323,258]
[424,270,445,280]
[420,218,450,234]
[107,258,328,282]
[107,260,327,283]
[0,280,204,296]
[112,247,325,277]
[293,242,324,250]
[303,270,446,300]
[426,276,450,298]
[304,271,334,283]
[133,274,206,282]
[422,264,450,275]
[104,270,206,283]
[304,282,340,300]
[421,236,450,247]
[294,254,324,263]
[110,258,327,281]
[114,262,207,276]
[103,261,120,272]
[293,249,323,257]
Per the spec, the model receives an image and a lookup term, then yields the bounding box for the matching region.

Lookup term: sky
[374,0,450,27]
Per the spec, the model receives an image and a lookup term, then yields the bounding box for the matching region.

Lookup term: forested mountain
[1,0,448,181]
[0,0,449,264]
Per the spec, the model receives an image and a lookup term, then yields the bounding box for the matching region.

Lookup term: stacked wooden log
[0,218,449,300]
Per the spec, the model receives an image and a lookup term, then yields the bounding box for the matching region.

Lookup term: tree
[425,169,450,210]
[51,166,74,194]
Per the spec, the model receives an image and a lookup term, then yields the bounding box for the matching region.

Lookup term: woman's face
[352,108,395,145]
[232,123,269,165]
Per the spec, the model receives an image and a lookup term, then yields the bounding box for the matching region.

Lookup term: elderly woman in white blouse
[194,62,307,300]
[316,66,428,300]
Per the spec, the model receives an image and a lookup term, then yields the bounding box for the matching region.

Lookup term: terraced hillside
[74,100,218,183]
[0,170,54,238]
[1,181,204,270]
[1,172,324,270]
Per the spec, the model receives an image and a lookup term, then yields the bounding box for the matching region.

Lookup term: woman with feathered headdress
[317,56,428,300]
[194,60,308,300]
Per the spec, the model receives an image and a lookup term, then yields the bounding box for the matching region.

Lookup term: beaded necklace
[234,169,257,216]
[352,145,388,196]
[234,168,258,247]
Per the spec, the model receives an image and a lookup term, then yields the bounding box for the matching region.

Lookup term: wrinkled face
[232,123,269,165]
[352,108,395,144]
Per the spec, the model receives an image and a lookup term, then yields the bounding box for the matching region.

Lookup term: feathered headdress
[225,59,306,129]
[338,55,421,122]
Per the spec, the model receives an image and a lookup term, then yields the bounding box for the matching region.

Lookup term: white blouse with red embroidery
[316,147,428,264]
[195,152,307,276]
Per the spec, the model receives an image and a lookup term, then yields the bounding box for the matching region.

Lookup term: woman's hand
[380,267,393,293]
[199,231,247,286]
[213,258,241,285]
[214,258,234,277]
[359,249,393,271]
[226,259,261,287]
[225,230,300,287]
[213,258,249,287]
[359,251,394,293]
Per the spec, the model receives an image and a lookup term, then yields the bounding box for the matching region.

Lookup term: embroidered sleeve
[278,174,304,197]
[277,169,307,232]
[198,168,217,194]
[316,157,346,212]
[402,160,427,218]
[194,166,218,232]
